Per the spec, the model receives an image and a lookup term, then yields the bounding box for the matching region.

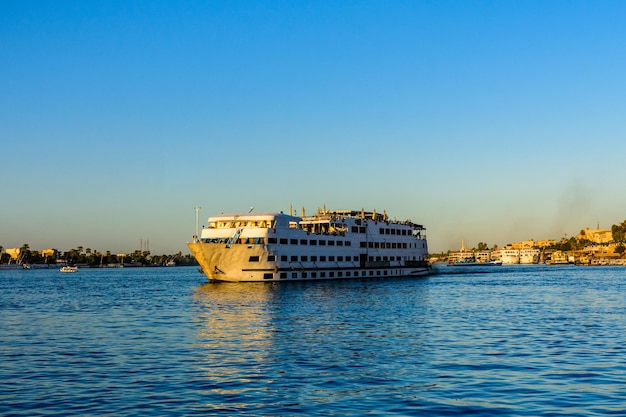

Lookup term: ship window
[268,237,277,244]
[337,271,342,277]
[369,271,374,276]
[320,256,326,262]
[249,256,260,262]
[300,239,308,245]
[346,271,350,277]
[264,273,273,280]
[377,271,381,276]
[310,240,317,246]
[353,256,359,261]
[328,240,335,246]
[280,238,288,244]
[337,256,343,261]
[362,271,366,276]
[329,256,335,261]
[329,272,334,278]
[359,227,366,233]
[292,272,298,279]
[290,239,298,245]
[311,256,317,262]
[280,272,287,279]
[301,256,308,261]
[320,272,326,278]
[337,241,343,246]
[291,256,297,261]
[319,240,326,246]
[268,255,276,261]
[311,272,317,278]
[352,226,359,233]
[302,272,307,278]
[360,242,367,248]
[345,241,351,247]
[281,255,288,261]
[380,228,385,234]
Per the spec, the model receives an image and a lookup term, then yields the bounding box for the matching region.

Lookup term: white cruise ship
[499,249,520,264]
[519,249,540,264]
[187,208,430,282]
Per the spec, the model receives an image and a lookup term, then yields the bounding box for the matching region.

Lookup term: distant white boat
[499,249,520,264]
[519,249,540,264]
[447,259,502,267]
[60,266,78,273]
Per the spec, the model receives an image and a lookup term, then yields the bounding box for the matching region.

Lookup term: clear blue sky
[2,0,626,254]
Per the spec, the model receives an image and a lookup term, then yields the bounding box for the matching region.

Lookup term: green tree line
[0,244,198,266]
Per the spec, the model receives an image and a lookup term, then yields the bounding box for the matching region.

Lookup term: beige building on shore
[577,228,613,244]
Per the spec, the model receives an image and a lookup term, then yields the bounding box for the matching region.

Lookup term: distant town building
[41,248,56,257]
[577,228,613,244]
[535,239,556,248]
[511,239,535,249]
[474,251,491,263]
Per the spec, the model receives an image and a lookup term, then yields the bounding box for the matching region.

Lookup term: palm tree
[19,244,31,264]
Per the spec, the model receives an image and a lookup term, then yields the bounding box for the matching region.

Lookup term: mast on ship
[193,205,201,243]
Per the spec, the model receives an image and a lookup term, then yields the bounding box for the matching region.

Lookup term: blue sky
[2,1,626,254]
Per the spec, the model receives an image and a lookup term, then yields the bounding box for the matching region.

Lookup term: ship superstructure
[188,208,429,282]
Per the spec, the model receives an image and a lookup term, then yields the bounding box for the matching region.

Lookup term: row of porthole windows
[361,241,409,249]
[283,255,357,262]
[267,269,404,279]
[379,228,410,235]
[250,255,407,263]
[267,237,352,247]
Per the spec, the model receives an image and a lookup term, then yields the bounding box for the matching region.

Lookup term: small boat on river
[60,266,78,273]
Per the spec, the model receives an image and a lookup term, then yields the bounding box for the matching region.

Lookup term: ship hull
[189,241,430,282]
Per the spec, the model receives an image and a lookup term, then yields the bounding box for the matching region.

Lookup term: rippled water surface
[1,265,625,416]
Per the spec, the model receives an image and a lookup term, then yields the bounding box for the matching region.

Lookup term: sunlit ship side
[187,208,429,282]
[519,249,540,264]
[499,249,520,265]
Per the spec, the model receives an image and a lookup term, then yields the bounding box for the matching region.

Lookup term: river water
[1,265,625,416]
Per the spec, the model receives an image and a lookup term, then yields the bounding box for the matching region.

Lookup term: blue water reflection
[1,266,625,415]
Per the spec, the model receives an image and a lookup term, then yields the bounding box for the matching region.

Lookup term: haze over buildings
[2,1,626,254]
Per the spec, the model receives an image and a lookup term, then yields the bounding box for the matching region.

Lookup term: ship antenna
[249,207,254,213]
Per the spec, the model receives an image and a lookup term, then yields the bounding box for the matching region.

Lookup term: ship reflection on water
[191,282,279,406]
[189,279,433,414]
